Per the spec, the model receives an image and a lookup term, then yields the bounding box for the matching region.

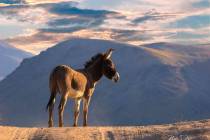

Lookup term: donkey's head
[102,49,120,82]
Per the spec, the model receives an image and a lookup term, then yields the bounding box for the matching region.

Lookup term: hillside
[0,41,33,80]
[0,119,210,140]
[0,38,210,127]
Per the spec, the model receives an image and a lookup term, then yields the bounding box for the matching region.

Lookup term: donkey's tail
[46,71,57,111]
[46,92,56,111]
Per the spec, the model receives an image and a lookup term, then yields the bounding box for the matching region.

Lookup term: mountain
[0,38,210,127]
[0,41,33,80]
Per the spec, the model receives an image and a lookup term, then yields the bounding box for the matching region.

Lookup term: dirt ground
[1,119,210,140]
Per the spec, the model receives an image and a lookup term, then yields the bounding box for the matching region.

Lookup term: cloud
[25,0,74,4]
[132,10,177,24]
[47,18,89,27]
[169,14,210,29]
[0,2,78,23]
[49,4,113,17]
[0,0,26,4]
[0,4,41,23]
[38,2,124,34]
[47,16,105,28]
[79,0,205,13]
[192,0,210,8]
[5,31,71,54]
[107,29,153,42]
[174,31,210,39]
[0,0,210,54]
[43,16,105,33]
[40,26,84,33]
[0,1,123,30]
[0,1,128,54]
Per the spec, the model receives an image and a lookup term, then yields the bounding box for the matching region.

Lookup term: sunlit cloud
[0,0,209,54]
[0,3,10,6]
[6,31,67,54]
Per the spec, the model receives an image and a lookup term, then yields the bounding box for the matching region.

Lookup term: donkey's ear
[104,48,114,59]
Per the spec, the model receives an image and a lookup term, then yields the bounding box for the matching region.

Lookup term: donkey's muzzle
[113,72,120,83]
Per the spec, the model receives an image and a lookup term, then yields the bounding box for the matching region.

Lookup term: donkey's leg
[83,96,91,126]
[48,78,57,127]
[58,94,68,127]
[47,91,56,127]
[73,98,81,127]
[48,103,55,127]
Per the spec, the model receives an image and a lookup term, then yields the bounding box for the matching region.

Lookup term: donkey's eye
[105,60,112,65]
[109,68,116,75]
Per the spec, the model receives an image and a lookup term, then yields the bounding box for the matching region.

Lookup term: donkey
[46,48,120,127]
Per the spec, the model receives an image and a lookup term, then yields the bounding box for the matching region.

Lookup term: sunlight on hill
[140,46,187,66]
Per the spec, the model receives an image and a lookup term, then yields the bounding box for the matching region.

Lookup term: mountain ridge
[0,40,33,81]
[0,38,210,127]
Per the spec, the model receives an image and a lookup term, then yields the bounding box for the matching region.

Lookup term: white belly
[68,88,84,98]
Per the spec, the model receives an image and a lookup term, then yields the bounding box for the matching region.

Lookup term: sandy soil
[1,119,210,140]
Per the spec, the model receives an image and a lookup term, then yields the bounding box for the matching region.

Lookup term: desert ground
[1,119,210,140]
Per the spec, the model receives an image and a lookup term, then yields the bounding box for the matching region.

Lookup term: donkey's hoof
[59,124,63,127]
[73,124,77,127]
[48,121,53,127]
[48,125,53,128]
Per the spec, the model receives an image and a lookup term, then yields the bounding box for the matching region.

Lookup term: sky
[0,0,209,54]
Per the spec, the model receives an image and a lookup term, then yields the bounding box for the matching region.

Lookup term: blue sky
[0,0,209,54]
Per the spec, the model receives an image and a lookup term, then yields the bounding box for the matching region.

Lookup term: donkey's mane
[84,53,103,68]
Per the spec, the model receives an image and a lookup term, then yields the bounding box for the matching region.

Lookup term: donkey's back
[49,65,87,97]
[49,65,73,94]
